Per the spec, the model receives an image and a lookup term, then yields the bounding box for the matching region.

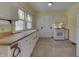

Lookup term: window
[27,22,32,29]
[15,20,25,31]
[18,9,24,20]
[14,8,32,32]
[15,9,25,32]
[26,14,32,29]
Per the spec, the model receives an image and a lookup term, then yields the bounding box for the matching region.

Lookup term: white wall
[36,15,67,38]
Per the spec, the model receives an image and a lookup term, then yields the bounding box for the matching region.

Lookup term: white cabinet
[0,2,18,20]
[10,3,18,20]
[0,3,11,19]
[0,46,11,57]
[10,42,21,57]
[19,31,38,57]
[20,38,31,57]
[10,31,38,57]
[0,31,39,57]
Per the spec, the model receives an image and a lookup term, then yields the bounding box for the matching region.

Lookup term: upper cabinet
[9,3,18,20]
[0,2,18,20]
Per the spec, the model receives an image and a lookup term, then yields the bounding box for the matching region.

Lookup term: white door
[36,16,54,38]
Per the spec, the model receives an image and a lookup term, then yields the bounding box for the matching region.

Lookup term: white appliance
[54,28,65,40]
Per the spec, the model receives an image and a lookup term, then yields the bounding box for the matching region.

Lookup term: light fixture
[48,2,53,6]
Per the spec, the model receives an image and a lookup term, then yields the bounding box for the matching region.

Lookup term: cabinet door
[0,46,11,57]
[29,32,37,48]
[36,31,39,41]
[0,3,18,20]
[27,33,36,56]
[10,3,18,20]
[20,38,31,57]
[19,32,38,57]
[0,3,11,19]
[30,32,39,48]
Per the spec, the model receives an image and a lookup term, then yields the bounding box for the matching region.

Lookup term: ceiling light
[48,2,53,6]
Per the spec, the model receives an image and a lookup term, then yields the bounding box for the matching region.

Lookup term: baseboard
[39,37,53,39]
[54,39,64,41]
[65,38,69,40]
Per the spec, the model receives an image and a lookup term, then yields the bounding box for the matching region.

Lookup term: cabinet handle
[13,47,21,57]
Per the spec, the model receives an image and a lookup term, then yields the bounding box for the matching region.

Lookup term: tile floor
[31,38,76,57]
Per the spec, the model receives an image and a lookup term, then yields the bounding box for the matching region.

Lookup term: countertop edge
[0,30,37,46]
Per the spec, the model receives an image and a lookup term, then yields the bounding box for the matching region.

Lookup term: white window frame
[26,14,32,30]
[15,8,25,32]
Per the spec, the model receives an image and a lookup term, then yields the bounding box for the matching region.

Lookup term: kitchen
[0,2,39,57]
[0,2,78,57]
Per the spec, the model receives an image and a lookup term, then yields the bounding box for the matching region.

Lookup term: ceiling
[28,2,76,12]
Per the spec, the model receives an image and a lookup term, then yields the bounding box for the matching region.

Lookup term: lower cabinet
[0,31,39,57]
[18,31,38,57]
[20,38,31,57]
[0,46,11,57]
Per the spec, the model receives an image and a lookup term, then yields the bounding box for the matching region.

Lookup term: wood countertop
[0,30,37,45]
[0,32,11,39]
